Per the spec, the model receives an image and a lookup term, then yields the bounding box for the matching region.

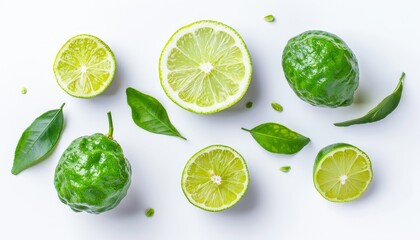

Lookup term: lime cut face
[181,145,249,211]
[313,143,373,202]
[53,34,116,98]
[159,20,252,114]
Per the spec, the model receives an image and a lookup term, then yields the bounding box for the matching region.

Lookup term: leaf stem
[107,112,114,139]
[400,72,406,81]
[60,103,66,109]
[241,127,251,132]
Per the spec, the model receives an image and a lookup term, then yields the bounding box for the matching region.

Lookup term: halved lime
[313,143,373,202]
[159,20,252,114]
[181,145,249,211]
[53,34,116,98]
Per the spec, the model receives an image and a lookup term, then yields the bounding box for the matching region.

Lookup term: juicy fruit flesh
[314,148,372,202]
[168,28,244,107]
[54,35,115,97]
[183,146,249,211]
[160,21,252,114]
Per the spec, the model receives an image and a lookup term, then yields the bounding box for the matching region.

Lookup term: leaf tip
[126,87,135,96]
[11,166,20,175]
[400,72,406,81]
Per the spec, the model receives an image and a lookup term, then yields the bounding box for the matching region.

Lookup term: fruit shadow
[352,87,370,105]
[352,65,386,106]
[101,58,125,97]
[107,187,143,218]
[334,170,378,208]
[351,172,378,204]
[221,175,260,216]
[222,54,263,113]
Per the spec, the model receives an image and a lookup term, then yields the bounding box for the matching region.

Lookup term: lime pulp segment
[313,144,373,202]
[160,20,252,114]
[182,145,249,211]
[53,34,116,98]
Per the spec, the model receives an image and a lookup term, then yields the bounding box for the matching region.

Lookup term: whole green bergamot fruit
[282,30,359,107]
[54,112,131,214]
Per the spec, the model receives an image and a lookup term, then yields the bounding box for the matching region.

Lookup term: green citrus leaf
[12,103,65,175]
[335,72,405,127]
[145,208,155,217]
[264,15,275,22]
[126,87,186,140]
[279,166,291,173]
[242,122,310,154]
[246,101,253,109]
[271,102,283,112]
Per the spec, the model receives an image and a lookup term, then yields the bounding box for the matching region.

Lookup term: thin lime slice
[159,20,252,114]
[53,34,116,98]
[313,143,373,202]
[181,145,249,211]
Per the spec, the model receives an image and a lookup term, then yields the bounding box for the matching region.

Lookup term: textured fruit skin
[54,133,131,214]
[282,30,359,107]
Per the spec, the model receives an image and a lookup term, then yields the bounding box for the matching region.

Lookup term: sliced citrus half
[53,34,116,98]
[313,143,373,202]
[181,145,249,211]
[159,20,252,114]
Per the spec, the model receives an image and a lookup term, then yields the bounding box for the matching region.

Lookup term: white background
[0,0,419,239]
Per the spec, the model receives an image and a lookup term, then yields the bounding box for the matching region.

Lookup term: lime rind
[313,143,373,202]
[53,34,117,98]
[181,145,249,212]
[159,20,252,114]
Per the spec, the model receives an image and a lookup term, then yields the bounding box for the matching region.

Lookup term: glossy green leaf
[126,87,186,140]
[12,103,65,175]
[271,102,283,112]
[242,122,310,154]
[279,166,291,173]
[246,101,253,109]
[145,208,155,217]
[264,15,275,22]
[335,72,405,127]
